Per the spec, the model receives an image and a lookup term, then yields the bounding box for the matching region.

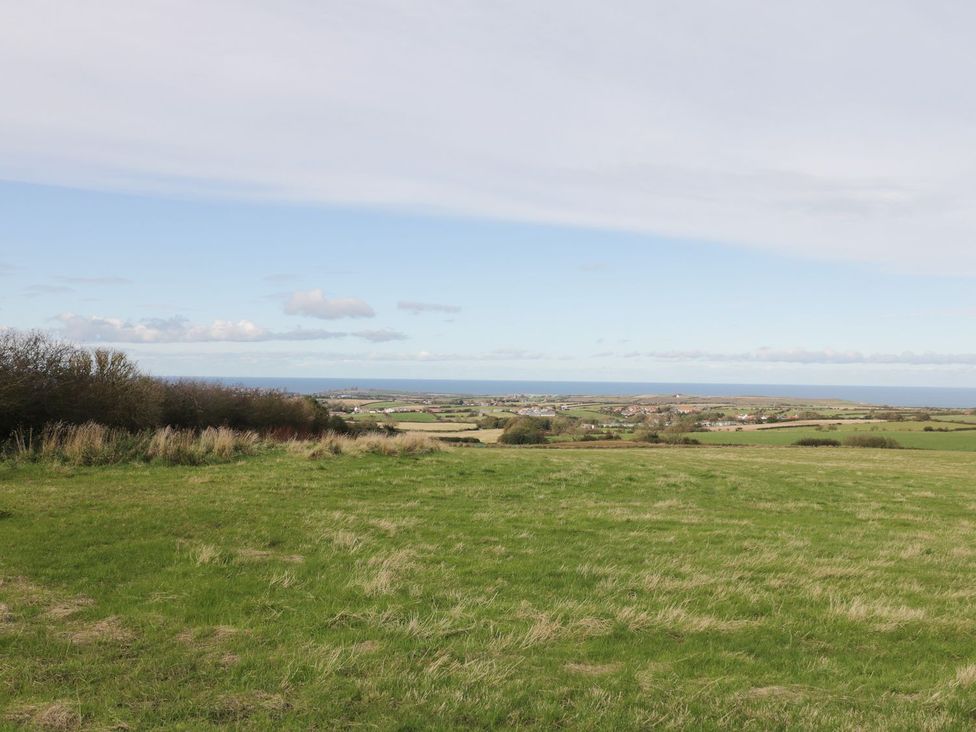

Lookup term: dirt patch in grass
[211,691,291,723]
[6,702,81,730]
[177,624,243,648]
[565,662,622,676]
[69,615,134,645]
[740,685,807,701]
[45,596,95,620]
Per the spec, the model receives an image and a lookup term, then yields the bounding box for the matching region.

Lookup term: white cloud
[2,3,976,273]
[54,313,403,343]
[397,300,462,314]
[284,289,375,319]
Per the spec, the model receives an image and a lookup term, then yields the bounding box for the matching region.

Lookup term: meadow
[695,421,976,451]
[3,445,976,729]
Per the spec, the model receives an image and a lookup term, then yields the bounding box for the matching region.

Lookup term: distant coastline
[186,377,976,409]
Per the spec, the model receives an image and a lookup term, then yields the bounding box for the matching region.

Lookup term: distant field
[3,447,976,728]
[696,422,976,451]
[560,407,608,421]
[422,428,504,444]
[934,414,976,424]
[355,401,416,410]
[379,412,439,423]
[393,421,478,432]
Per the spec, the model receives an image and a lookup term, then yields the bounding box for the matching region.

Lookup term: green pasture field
[933,414,976,424]
[3,446,976,728]
[352,401,415,410]
[381,412,439,423]
[695,422,976,451]
[560,408,609,421]
[349,411,438,423]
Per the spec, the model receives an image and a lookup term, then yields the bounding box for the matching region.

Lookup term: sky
[2,1,976,386]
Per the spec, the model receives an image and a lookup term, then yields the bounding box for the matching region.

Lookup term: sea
[191,377,976,409]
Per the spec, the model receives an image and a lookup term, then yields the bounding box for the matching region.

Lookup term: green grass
[696,423,976,451]
[933,414,976,424]
[3,446,976,728]
[349,411,439,423]
[383,412,439,423]
[560,408,609,421]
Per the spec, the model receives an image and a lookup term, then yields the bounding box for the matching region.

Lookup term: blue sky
[3,180,975,385]
[2,2,976,385]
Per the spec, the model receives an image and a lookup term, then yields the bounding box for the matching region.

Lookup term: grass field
[934,414,976,424]
[349,411,439,423]
[696,423,976,451]
[3,446,976,729]
[394,422,478,432]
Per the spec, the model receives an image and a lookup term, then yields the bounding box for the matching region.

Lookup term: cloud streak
[397,300,462,314]
[284,289,375,319]
[54,313,405,343]
[603,348,976,367]
[56,275,131,285]
[3,3,976,273]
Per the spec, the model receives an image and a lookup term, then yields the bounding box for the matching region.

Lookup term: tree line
[0,330,350,438]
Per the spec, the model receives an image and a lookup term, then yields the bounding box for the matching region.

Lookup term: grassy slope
[2,447,976,729]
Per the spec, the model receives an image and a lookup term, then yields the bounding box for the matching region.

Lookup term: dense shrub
[794,437,841,447]
[633,429,663,443]
[843,435,902,449]
[0,330,162,436]
[0,330,348,438]
[872,411,905,422]
[662,434,701,445]
[159,379,341,434]
[498,417,549,445]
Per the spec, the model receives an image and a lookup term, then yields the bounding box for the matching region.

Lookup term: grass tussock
[300,431,446,458]
[7,422,258,465]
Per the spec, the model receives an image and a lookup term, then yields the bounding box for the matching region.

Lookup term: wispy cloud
[25,284,74,296]
[3,4,976,273]
[56,276,131,285]
[397,300,462,314]
[603,348,976,366]
[263,273,297,284]
[124,347,555,364]
[284,289,375,319]
[54,313,404,344]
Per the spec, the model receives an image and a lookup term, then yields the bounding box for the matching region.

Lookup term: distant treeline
[0,330,350,438]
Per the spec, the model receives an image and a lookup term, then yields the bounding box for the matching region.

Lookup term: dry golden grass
[393,421,478,432]
[11,422,259,465]
[149,425,258,462]
[297,431,446,458]
[5,702,81,730]
[416,427,504,443]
